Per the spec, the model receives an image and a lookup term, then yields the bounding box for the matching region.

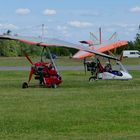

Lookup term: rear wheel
[22,82,28,89]
[51,84,57,88]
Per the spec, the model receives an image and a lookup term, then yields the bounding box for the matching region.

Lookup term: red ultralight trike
[22,47,62,88]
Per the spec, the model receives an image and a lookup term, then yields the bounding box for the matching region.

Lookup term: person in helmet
[104,62,112,72]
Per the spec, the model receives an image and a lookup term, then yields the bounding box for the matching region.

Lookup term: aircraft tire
[22,82,28,89]
[89,76,97,82]
[51,84,57,88]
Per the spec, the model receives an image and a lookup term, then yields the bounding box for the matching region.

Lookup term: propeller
[20,48,34,84]
[108,32,117,41]
[21,49,34,65]
[90,32,99,42]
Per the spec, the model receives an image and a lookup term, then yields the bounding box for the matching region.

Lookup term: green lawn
[0,56,140,66]
[122,58,140,65]
[0,70,140,140]
[0,56,83,66]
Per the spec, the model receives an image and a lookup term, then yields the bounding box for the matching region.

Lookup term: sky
[0,0,140,43]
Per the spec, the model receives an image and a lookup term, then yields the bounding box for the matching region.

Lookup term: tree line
[117,30,140,54]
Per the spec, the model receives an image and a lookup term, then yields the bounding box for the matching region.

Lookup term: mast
[99,27,102,44]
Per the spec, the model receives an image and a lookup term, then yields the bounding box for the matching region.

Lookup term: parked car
[123,50,140,58]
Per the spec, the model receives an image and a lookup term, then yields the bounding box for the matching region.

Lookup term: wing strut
[45,47,59,74]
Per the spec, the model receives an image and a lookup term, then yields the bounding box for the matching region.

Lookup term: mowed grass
[0,56,140,66]
[0,70,140,140]
[0,57,83,66]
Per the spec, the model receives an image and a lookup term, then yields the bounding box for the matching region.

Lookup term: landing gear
[89,76,97,82]
[51,84,57,88]
[22,82,28,88]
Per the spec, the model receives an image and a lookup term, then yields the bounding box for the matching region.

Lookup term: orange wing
[73,40,128,59]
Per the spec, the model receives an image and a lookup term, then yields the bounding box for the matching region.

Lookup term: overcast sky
[0,0,140,43]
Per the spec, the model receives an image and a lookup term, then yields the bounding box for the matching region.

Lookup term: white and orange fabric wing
[0,34,119,60]
[73,40,128,59]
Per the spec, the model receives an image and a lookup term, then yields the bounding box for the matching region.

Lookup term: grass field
[0,56,140,66]
[0,57,83,66]
[0,70,140,140]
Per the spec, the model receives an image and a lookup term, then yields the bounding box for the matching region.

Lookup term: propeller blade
[108,32,117,41]
[90,32,99,41]
[21,49,34,65]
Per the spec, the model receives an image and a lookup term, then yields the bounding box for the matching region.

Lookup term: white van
[123,50,140,58]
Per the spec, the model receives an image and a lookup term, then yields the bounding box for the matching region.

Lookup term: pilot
[104,62,112,72]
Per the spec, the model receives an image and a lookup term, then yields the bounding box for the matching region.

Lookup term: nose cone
[126,73,133,80]
[121,71,133,80]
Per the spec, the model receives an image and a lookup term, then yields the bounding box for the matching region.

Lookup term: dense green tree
[116,25,140,54]
[20,43,42,56]
[133,33,140,51]
[0,40,20,56]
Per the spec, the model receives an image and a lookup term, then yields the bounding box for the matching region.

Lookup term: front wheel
[89,76,97,82]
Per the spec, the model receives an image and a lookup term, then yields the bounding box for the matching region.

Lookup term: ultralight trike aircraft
[85,57,132,81]
[0,34,132,88]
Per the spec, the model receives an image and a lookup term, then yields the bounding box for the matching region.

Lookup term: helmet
[106,61,110,64]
